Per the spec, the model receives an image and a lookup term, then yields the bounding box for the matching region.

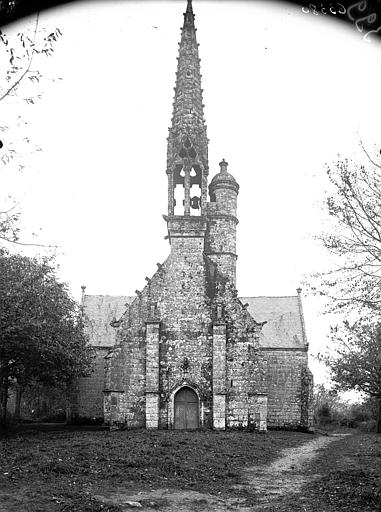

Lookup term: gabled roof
[83,294,307,350]
[241,296,307,349]
[83,295,133,347]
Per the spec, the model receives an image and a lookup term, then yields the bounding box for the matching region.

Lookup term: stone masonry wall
[205,211,238,286]
[104,332,146,426]
[226,339,250,427]
[248,394,268,431]
[212,188,237,217]
[212,323,227,429]
[69,347,109,421]
[159,333,213,428]
[157,229,213,429]
[256,349,309,428]
[301,366,314,428]
[207,253,237,288]
[160,226,210,330]
[146,321,160,428]
[206,217,237,254]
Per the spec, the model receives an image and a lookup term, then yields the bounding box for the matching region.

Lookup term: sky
[2,0,381,389]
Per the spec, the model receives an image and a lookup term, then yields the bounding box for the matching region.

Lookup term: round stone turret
[209,159,239,217]
[209,159,239,197]
[205,159,239,286]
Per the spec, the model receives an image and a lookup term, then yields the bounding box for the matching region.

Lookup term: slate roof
[83,295,133,347]
[83,295,307,350]
[241,296,307,349]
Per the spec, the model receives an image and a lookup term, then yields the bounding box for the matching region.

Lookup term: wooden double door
[174,387,199,430]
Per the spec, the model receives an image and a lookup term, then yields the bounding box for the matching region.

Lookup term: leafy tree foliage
[0,13,61,247]
[0,250,93,424]
[322,320,381,433]
[311,144,381,313]
[313,384,346,426]
[350,398,379,430]
[311,145,381,433]
[0,14,61,162]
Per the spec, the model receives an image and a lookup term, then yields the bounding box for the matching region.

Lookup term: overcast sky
[2,0,381,387]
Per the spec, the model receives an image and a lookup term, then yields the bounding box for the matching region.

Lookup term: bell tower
[166,0,209,221]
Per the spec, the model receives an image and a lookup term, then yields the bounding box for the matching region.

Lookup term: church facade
[69,0,313,431]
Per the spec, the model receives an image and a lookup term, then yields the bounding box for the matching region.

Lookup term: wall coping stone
[258,347,308,352]
[205,213,239,225]
[205,251,238,258]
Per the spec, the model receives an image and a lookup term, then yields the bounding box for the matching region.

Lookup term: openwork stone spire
[166,0,208,217]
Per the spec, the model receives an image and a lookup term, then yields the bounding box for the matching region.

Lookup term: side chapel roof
[83,294,307,350]
[241,296,307,349]
[83,295,134,347]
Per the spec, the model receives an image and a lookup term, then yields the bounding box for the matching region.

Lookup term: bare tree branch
[359,138,381,170]
[0,12,39,103]
[0,234,57,248]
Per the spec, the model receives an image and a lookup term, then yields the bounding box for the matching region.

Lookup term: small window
[186,70,192,78]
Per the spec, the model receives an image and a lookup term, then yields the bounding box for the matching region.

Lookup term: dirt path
[242,434,348,510]
[96,434,347,511]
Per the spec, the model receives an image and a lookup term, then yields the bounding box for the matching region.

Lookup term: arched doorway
[174,386,199,429]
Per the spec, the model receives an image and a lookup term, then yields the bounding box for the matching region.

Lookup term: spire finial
[219,159,228,173]
[186,0,193,14]
[184,0,195,25]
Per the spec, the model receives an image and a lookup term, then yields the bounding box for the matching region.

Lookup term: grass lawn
[0,428,380,511]
[0,428,310,511]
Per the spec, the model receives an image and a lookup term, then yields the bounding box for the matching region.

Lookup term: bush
[357,419,377,432]
[40,409,67,423]
[68,416,104,426]
[349,400,378,430]
[317,403,332,425]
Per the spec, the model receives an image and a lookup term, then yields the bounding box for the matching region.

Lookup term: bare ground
[94,434,345,511]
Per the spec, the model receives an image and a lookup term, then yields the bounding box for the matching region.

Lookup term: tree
[0,14,61,163]
[311,143,381,313]
[0,249,93,425]
[309,143,381,433]
[0,13,61,247]
[322,320,381,433]
[313,384,347,426]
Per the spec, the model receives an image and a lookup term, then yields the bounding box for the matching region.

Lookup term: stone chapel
[69,0,313,431]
